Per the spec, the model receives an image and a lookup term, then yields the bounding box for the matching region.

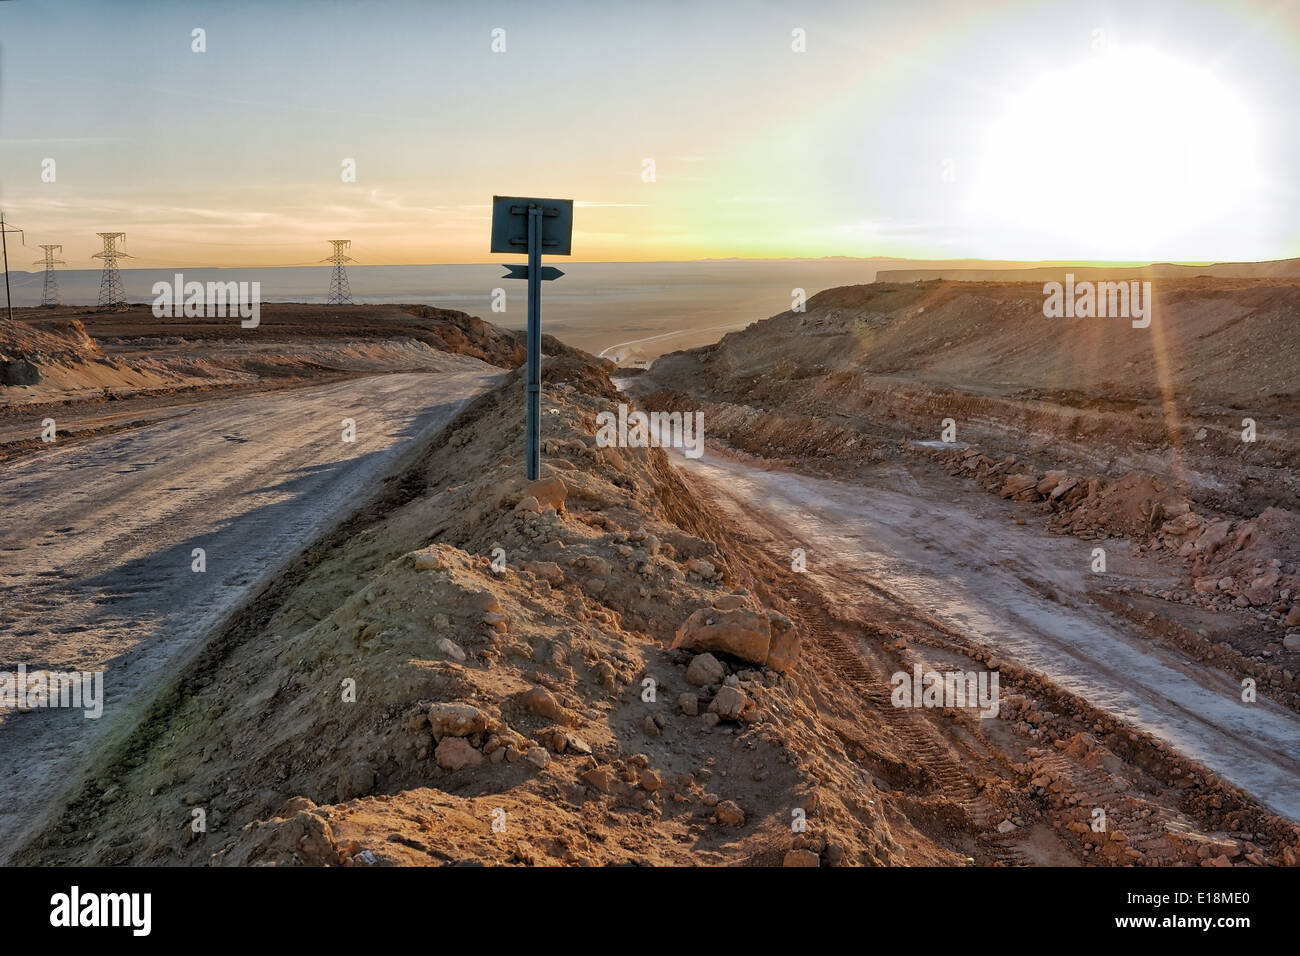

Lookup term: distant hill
[876,258,1300,282]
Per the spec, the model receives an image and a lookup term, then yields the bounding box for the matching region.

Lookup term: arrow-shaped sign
[501,263,564,281]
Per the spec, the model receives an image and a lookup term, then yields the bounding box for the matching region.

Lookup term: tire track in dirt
[667,445,1300,822]
[682,468,1037,864]
[0,369,500,861]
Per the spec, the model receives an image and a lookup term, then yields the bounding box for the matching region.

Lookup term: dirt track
[663,443,1300,820]
[0,367,499,860]
[625,276,1300,860]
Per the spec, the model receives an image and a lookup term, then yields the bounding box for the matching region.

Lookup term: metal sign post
[491,196,573,480]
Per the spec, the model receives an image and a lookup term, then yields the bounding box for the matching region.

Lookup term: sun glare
[971,48,1262,260]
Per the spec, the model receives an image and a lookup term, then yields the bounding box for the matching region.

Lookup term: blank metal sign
[490,196,574,255]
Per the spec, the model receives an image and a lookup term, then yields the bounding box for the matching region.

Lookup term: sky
[1,0,1298,268]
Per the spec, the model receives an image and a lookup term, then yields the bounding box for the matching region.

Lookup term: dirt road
[666,445,1300,822]
[595,323,748,366]
[0,368,499,859]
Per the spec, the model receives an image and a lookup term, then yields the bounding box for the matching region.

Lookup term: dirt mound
[1186,506,1300,609]
[0,304,533,408]
[397,304,584,370]
[16,303,575,372]
[0,316,99,358]
[21,348,971,867]
[653,278,1300,405]
[922,446,1193,540]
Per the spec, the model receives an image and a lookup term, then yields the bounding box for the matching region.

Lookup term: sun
[970,47,1262,261]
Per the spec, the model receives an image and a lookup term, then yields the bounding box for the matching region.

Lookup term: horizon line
[8,255,1289,274]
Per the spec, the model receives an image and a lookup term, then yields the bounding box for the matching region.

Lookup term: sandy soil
[0,367,499,861]
[645,278,1300,685]
[656,440,1300,820]
[6,288,1299,868]
[18,349,1298,868]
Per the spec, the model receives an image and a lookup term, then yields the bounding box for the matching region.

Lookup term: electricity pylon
[322,240,355,305]
[93,232,132,311]
[34,244,65,307]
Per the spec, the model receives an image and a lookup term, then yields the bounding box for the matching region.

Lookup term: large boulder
[1195,520,1233,558]
[231,808,340,866]
[783,849,820,867]
[673,607,771,665]
[1049,477,1080,501]
[673,606,801,671]
[1245,570,1280,605]
[714,800,746,826]
[1035,471,1068,496]
[515,686,573,724]
[1160,511,1204,538]
[523,560,564,585]
[999,474,1039,499]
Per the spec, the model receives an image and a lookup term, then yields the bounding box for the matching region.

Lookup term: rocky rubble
[926,443,1300,630]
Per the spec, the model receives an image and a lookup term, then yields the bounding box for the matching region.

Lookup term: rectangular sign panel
[490,196,574,255]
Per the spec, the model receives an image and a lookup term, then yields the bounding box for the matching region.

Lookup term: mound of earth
[19,349,974,867]
[0,316,99,359]
[0,304,564,408]
[651,278,1300,408]
[0,316,101,388]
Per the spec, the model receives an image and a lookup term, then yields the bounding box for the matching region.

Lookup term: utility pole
[34,244,65,308]
[322,240,355,305]
[0,213,25,323]
[92,232,131,311]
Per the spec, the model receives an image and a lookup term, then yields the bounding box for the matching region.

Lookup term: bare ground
[5,286,1299,867]
[0,360,500,861]
[15,347,1299,867]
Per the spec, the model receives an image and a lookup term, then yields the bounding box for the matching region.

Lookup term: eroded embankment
[642,279,1300,711]
[0,303,585,410]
